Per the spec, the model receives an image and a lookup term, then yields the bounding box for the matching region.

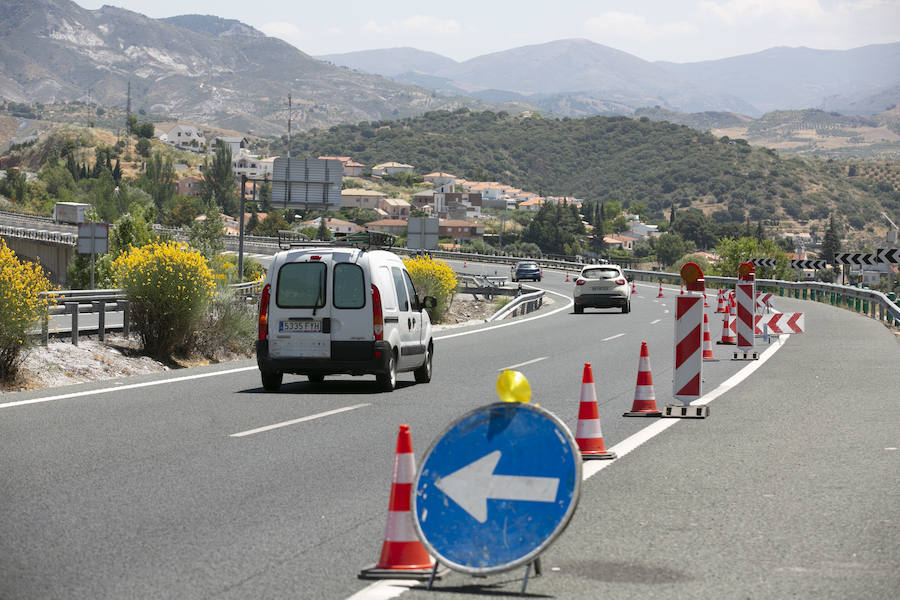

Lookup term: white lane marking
[347,335,792,600]
[582,333,787,480]
[602,333,625,341]
[499,356,548,371]
[0,366,258,410]
[230,403,370,438]
[3,288,570,410]
[435,288,573,341]
[650,319,662,325]
[346,580,420,600]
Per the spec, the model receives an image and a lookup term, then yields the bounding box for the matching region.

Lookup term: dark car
[512,260,542,282]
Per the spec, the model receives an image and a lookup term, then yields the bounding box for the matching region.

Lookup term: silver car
[573,265,631,314]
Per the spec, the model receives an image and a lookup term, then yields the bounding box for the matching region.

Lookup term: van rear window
[277,262,326,308]
[333,263,365,309]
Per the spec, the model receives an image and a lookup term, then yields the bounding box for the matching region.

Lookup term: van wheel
[377,351,397,391]
[622,302,631,314]
[414,343,433,383]
[574,305,584,314]
[308,373,325,383]
[261,370,282,391]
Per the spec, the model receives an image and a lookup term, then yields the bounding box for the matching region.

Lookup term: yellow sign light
[496,370,532,403]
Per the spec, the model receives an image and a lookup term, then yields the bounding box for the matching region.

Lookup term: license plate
[280,320,321,333]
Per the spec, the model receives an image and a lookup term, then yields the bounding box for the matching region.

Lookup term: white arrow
[434,450,560,523]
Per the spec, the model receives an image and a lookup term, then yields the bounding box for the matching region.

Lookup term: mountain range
[1,0,898,136]
[321,39,900,118]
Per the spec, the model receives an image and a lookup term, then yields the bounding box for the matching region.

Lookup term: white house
[165,125,205,151]
[372,162,414,177]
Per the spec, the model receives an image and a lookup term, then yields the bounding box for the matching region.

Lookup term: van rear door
[268,256,332,359]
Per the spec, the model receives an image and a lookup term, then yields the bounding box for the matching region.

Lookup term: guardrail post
[802,289,808,300]
[117,300,130,338]
[862,298,869,315]
[889,293,897,325]
[66,302,79,346]
[779,287,784,296]
[93,300,106,342]
[854,296,861,312]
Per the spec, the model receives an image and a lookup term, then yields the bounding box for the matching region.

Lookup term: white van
[256,246,436,391]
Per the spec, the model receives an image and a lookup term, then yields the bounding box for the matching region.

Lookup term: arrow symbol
[435,450,560,523]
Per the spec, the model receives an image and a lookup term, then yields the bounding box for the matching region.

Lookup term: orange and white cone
[575,364,616,459]
[680,284,685,295]
[624,342,661,417]
[657,282,664,298]
[703,292,710,308]
[359,424,435,579]
[702,313,716,360]
[565,271,570,283]
[716,289,726,313]
[631,280,637,294]
[717,311,736,345]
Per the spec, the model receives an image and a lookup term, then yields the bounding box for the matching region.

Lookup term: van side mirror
[422,296,437,310]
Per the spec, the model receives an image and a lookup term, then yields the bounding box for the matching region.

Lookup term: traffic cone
[717,311,736,345]
[575,364,616,459]
[463,259,467,268]
[680,284,685,295]
[703,292,710,308]
[657,282,664,298]
[702,313,716,360]
[359,424,435,579]
[566,271,570,282]
[716,289,725,313]
[624,342,661,417]
[631,280,637,294]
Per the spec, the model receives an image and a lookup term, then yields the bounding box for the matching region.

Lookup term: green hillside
[272,109,899,231]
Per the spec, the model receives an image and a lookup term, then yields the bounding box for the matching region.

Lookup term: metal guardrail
[7,208,897,329]
[35,280,264,345]
[0,224,77,245]
[486,288,546,322]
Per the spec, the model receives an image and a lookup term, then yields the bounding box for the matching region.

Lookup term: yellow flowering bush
[111,241,215,359]
[0,239,53,381]
[404,255,457,323]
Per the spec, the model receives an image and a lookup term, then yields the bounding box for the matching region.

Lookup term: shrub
[0,239,53,381]
[111,241,215,359]
[189,287,257,358]
[404,255,457,323]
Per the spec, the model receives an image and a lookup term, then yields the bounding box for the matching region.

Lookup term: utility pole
[286,93,292,210]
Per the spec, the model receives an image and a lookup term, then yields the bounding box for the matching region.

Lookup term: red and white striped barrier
[756,292,773,311]
[736,282,755,351]
[674,293,703,403]
[756,312,805,334]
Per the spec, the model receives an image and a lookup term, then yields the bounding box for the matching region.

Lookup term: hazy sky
[73,0,900,63]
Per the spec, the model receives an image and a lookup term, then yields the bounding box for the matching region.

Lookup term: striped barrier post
[734,262,757,360]
[666,263,708,418]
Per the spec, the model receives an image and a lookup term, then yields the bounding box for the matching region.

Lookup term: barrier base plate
[581,450,617,460]
[623,410,662,417]
[358,564,449,581]
[732,351,759,360]
[716,340,736,345]
[662,405,709,419]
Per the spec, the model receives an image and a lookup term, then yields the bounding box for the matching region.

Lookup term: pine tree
[822,214,841,263]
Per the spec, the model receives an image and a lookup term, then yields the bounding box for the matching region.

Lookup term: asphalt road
[1,271,897,599]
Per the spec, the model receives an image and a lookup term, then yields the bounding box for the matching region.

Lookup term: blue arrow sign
[412,403,581,574]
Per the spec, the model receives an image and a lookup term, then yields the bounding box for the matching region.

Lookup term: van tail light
[615,278,627,285]
[575,278,586,286]
[258,283,270,340]
[371,283,384,341]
